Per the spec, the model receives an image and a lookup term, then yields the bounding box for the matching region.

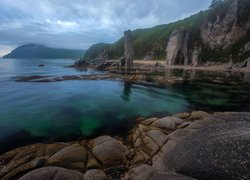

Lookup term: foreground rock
[160,121,250,180]
[0,112,249,179]
[19,167,85,180]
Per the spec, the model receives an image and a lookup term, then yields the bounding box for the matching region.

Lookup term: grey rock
[74,59,90,67]
[152,116,183,130]
[84,169,107,180]
[48,144,87,169]
[162,121,250,180]
[201,0,250,49]
[18,166,84,180]
[124,30,134,68]
[166,29,190,65]
[92,136,128,167]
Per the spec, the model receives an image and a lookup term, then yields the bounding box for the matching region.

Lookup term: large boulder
[91,136,128,167]
[84,169,107,180]
[19,166,84,180]
[161,121,250,179]
[47,144,87,169]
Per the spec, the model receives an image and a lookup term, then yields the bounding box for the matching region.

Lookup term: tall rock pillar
[124,30,134,68]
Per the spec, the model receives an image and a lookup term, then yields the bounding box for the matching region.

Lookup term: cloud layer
[0,0,211,56]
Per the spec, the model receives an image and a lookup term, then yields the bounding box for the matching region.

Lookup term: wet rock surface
[0,112,249,179]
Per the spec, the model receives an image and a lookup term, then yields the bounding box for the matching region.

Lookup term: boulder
[151,117,183,130]
[19,166,85,180]
[91,136,128,167]
[47,144,87,169]
[161,121,250,179]
[189,111,210,120]
[84,169,107,180]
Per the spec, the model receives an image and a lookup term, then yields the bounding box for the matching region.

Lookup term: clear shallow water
[0,58,250,153]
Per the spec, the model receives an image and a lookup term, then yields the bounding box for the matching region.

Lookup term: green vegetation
[3,43,84,59]
[84,0,249,63]
[85,12,207,60]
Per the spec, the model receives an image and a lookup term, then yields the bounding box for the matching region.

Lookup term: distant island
[2,43,85,59]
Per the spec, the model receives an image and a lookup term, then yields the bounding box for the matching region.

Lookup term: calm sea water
[0,58,250,153]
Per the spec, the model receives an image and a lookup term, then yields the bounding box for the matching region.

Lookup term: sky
[0,0,211,57]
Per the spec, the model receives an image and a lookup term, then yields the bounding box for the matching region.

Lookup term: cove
[0,58,250,153]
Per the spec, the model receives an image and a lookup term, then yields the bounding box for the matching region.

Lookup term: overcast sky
[0,0,211,57]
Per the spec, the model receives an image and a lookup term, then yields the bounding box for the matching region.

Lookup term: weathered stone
[86,151,101,169]
[142,118,158,125]
[166,29,190,65]
[151,117,183,130]
[84,169,107,180]
[167,129,196,143]
[177,122,192,129]
[132,151,145,164]
[2,157,45,180]
[162,121,250,180]
[127,164,153,180]
[173,112,190,119]
[189,111,210,120]
[19,166,85,180]
[48,144,87,169]
[45,143,68,158]
[201,0,250,49]
[124,30,134,68]
[141,137,159,156]
[186,119,218,129]
[147,130,168,146]
[92,136,127,167]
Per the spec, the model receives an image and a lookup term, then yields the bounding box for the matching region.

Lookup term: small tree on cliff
[209,0,223,10]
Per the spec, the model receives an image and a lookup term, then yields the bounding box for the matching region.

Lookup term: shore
[0,111,249,180]
[106,60,250,73]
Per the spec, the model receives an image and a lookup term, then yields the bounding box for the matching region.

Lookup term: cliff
[3,44,84,59]
[84,0,250,65]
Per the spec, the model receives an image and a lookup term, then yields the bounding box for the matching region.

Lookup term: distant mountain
[3,44,85,59]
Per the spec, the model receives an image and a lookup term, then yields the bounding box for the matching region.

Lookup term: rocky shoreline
[0,111,249,180]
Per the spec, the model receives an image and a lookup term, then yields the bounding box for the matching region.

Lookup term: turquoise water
[0,58,250,153]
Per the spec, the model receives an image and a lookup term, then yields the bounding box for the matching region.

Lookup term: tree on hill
[209,0,223,10]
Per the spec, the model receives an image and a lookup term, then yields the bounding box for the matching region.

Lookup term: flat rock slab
[161,121,250,180]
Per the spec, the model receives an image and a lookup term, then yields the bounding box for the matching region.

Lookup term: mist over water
[0,58,250,153]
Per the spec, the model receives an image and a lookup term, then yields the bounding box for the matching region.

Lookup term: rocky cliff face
[201,0,250,49]
[165,0,250,66]
[124,30,134,68]
[166,29,190,65]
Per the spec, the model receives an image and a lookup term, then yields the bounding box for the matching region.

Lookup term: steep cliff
[201,0,250,49]
[166,29,190,65]
[84,0,249,65]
